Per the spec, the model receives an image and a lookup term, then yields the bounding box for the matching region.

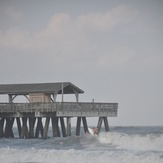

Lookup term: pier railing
[0,102,118,117]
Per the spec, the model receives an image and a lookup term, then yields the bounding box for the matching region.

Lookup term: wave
[0,147,162,163]
[0,128,163,163]
[98,132,163,151]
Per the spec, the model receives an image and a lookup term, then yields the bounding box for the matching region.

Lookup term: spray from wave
[98,132,163,151]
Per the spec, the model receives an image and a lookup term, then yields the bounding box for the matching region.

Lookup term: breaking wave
[0,127,163,163]
[98,132,163,151]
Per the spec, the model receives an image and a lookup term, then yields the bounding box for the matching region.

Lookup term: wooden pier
[0,82,118,139]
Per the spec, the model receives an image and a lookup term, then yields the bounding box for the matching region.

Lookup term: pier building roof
[0,82,84,95]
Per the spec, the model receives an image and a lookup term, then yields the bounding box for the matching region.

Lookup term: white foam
[98,132,163,151]
[0,147,162,163]
[0,130,163,163]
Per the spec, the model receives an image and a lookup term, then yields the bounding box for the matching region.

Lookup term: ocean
[0,126,163,163]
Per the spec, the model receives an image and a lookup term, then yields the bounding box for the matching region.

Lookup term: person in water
[86,127,99,136]
[93,127,99,135]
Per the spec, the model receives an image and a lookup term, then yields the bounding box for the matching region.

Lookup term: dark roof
[0,82,84,95]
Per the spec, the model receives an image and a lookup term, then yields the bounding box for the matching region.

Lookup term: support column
[103,117,109,132]
[60,117,66,137]
[16,118,21,138]
[21,117,29,138]
[5,118,14,138]
[97,117,103,133]
[72,87,79,102]
[5,118,10,138]
[0,118,4,138]
[75,93,79,103]
[10,118,15,138]
[35,118,43,138]
[67,117,71,136]
[76,117,81,136]
[53,93,57,102]
[29,117,36,138]
[52,117,60,137]
[8,94,13,103]
[43,117,50,139]
[82,117,88,133]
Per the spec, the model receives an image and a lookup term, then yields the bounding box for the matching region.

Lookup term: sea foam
[98,132,163,151]
[0,127,163,163]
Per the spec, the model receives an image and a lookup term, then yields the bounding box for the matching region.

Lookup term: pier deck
[0,102,118,117]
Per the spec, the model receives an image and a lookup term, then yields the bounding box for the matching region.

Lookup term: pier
[0,82,118,139]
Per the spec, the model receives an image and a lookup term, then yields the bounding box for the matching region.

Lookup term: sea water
[0,126,163,163]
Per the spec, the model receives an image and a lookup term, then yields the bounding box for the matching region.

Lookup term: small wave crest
[98,132,163,151]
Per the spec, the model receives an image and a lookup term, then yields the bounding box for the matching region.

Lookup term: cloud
[4,6,22,20]
[1,4,162,71]
[98,46,135,68]
[0,4,137,48]
[0,29,31,48]
[75,5,137,32]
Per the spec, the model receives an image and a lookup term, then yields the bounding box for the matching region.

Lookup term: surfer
[93,127,99,135]
[87,127,99,136]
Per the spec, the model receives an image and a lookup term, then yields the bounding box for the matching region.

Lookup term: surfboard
[88,127,95,136]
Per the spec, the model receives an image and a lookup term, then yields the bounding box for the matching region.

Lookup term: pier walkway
[0,102,118,117]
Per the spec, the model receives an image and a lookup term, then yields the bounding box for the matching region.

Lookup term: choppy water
[0,126,163,163]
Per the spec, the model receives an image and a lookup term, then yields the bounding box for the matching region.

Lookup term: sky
[0,0,163,126]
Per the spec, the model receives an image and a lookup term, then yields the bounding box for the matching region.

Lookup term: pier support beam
[52,117,60,137]
[60,117,67,137]
[97,117,103,133]
[82,117,88,133]
[29,118,36,138]
[97,117,109,133]
[5,118,15,138]
[0,118,4,138]
[16,118,21,138]
[67,117,71,136]
[104,117,109,131]
[21,117,29,138]
[76,117,81,136]
[43,117,50,139]
[76,117,88,136]
[35,118,43,138]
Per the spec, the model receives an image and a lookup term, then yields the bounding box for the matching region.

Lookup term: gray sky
[0,0,163,126]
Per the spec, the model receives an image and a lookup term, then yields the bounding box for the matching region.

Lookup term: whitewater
[0,126,163,163]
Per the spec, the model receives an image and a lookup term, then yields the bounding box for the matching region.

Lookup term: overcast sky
[0,0,163,126]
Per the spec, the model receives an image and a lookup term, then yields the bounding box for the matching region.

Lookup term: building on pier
[0,82,118,139]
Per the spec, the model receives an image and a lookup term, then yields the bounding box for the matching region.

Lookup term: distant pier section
[0,82,118,139]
